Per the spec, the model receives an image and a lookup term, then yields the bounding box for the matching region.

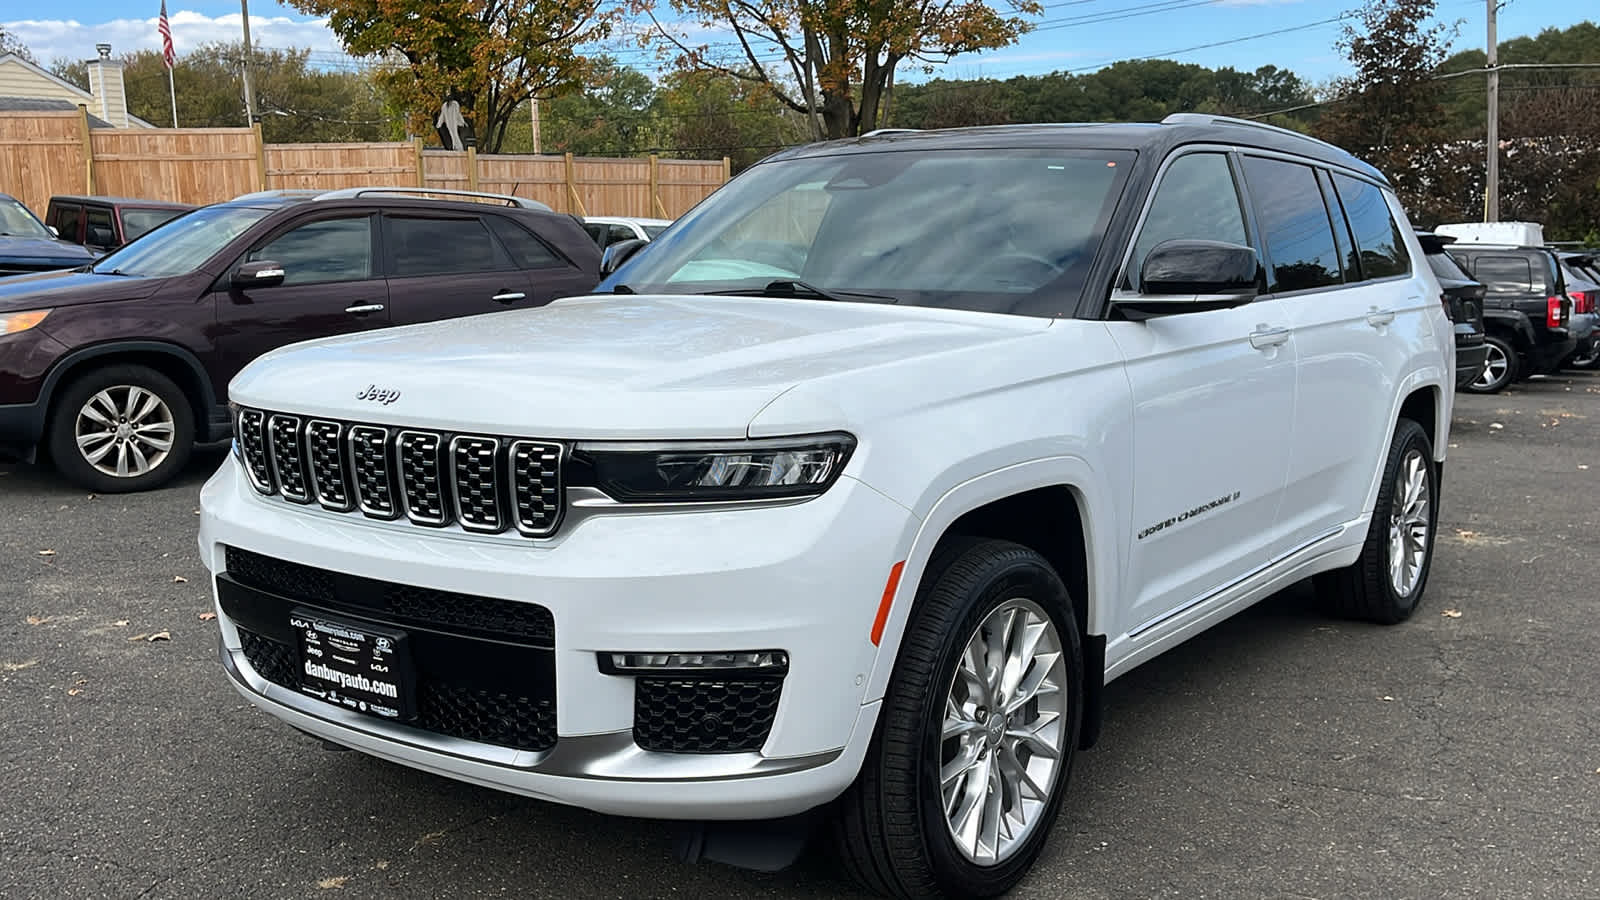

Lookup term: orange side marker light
[871,561,906,646]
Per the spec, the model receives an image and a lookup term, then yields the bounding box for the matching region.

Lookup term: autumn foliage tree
[643,0,1042,140]
[289,0,614,152]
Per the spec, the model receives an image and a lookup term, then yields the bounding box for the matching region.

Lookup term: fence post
[722,156,731,183]
[467,146,479,192]
[648,154,664,218]
[252,121,268,191]
[78,104,94,194]
[564,152,586,216]
[413,137,426,187]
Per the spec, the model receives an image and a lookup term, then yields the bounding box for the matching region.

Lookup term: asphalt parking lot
[4,372,1599,900]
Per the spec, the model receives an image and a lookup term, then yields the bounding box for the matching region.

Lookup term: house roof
[0,96,115,128]
[0,52,157,128]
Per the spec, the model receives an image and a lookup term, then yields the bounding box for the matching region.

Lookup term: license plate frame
[291,608,415,721]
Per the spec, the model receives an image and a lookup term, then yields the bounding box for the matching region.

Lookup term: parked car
[1556,255,1599,369]
[0,193,96,276]
[1416,232,1489,389]
[45,195,195,255]
[200,114,1452,899]
[0,187,601,492]
[582,215,672,249]
[1443,241,1574,390]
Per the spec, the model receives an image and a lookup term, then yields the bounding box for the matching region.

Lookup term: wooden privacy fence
[0,108,730,221]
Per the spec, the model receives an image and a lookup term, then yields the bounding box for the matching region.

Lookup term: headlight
[576,433,856,502]
[0,309,50,336]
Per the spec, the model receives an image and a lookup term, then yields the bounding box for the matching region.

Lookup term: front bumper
[199,459,912,819]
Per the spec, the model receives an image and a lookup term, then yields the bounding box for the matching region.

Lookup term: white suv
[199,114,1452,898]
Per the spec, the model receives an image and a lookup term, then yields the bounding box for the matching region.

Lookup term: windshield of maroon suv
[0,196,52,239]
[89,205,270,277]
[600,147,1135,318]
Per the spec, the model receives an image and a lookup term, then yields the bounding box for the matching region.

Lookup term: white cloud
[3,13,346,65]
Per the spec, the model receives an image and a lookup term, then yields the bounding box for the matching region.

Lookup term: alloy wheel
[1387,449,1430,597]
[939,597,1068,866]
[1474,343,1509,390]
[74,385,176,478]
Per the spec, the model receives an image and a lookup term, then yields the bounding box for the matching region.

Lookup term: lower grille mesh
[634,678,783,754]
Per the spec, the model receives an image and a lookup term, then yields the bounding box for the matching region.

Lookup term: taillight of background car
[1547,296,1565,328]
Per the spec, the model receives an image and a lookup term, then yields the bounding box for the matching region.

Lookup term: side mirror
[1112,239,1261,321]
[48,225,60,238]
[600,238,647,277]
[232,259,286,289]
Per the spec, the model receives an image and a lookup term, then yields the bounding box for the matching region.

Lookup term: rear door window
[1125,152,1248,289]
[50,204,83,242]
[486,217,563,268]
[1330,174,1410,279]
[1241,156,1343,293]
[386,216,512,277]
[85,207,116,247]
[1469,255,1534,293]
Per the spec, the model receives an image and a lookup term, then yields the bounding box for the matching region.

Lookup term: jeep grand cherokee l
[200,116,1452,899]
[0,188,600,492]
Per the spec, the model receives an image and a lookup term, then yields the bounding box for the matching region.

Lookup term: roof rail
[230,189,324,202]
[1160,112,1347,154]
[861,128,921,138]
[312,187,552,211]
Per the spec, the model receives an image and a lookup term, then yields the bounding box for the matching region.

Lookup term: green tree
[289,0,614,152]
[643,0,1042,140]
[535,57,661,156]
[653,70,810,171]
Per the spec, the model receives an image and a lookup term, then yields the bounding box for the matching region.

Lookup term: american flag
[158,1,175,69]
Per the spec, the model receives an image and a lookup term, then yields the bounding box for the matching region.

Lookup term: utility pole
[240,0,257,124]
[530,99,542,154]
[1484,0,1499,222]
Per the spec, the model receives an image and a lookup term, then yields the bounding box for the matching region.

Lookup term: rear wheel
[832,539,1082,899]
[1464,335,1516,393]
[47,365,194,493]
[1568,342,1600,370]
[1315,418,1436,624]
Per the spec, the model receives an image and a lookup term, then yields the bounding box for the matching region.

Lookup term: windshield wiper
[709,280,899,304]
[610,283,635,294]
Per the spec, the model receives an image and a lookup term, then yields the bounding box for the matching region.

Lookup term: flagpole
[167,66,178,128]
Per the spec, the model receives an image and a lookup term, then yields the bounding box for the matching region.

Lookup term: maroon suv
[0,189,601,492]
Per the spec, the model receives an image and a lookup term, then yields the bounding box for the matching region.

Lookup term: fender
[37,340,221,436]
[1360,369,1448,516]
[1481,308,1537,348]
[861,455,1121,705]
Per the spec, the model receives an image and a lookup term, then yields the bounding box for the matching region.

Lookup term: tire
[1314,418,1437,625]
[1463,335,1516,393]
[47,365,194,493]
[832,538,1083,899]
[1569,342,1600,370]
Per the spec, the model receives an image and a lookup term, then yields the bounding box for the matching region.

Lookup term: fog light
[598,650,789,676]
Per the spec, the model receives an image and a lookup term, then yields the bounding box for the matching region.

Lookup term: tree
[654,69,810,170]
[289,0,614,153]
[0,27,36,63]
[52,43,392,142]
[535,57,661,156]
[1313,0,1457,216]
[642,0,1042,140]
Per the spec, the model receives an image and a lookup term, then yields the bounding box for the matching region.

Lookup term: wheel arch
[863,458,1120,748]
[1362,374,1449,516]
[39,341,216,437]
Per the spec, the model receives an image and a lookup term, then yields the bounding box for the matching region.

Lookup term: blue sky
[4,1,1592,87]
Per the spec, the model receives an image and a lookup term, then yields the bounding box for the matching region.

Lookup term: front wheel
[1463,335,1516,393]
[832,539,1083,899]
[47,365,194,493]
[1315,418,1437,624]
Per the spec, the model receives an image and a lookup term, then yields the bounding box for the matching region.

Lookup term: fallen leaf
[1489,423,1504,431]
[37,549,55,556]
[192,509,201,516]
[74,677,87,685]
[147,631,171,642]
[1442,609,1463,618]
[24,615,49,626]
[1,659,39,673]
[373,860,389,871]
[316,876,348,890]
[127,633,150,642]
[1455,529,1477,539]
[67,688,82,696]
[111,619,129,627]
[1581,465,1590,471]
[173,575,188,584]
[86,494,96,500]
[198,612,216,621]
[1381,695,1395,702]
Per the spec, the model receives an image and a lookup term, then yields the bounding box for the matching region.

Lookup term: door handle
[1366,307,1397,327]
[345,303,385,315]
[1248,325,1291,350]
[491,291,527,304]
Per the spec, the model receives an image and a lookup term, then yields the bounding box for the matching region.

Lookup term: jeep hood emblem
[356,384,401,405]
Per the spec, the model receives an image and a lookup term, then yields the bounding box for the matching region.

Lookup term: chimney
[86,43,131,128]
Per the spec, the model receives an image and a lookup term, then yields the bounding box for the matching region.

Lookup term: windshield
[0,197,51,238]
[600,147,1135,317]
[91,205,270,277]
[122,207,188,242]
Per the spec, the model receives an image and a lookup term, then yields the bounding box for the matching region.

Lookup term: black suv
[0,188,601,492]
[1444,243,1574,391]
[1416,232,1489,389]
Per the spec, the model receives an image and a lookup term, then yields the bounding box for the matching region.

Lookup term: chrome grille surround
[233,408,565,540]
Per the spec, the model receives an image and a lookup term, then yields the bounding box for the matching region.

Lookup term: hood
[230,294,1052,439]
[0,268,163,311]
[0,235,95,265]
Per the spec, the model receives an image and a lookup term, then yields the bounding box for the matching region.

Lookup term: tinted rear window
[388,217,511,276]
[1241,156,1342,292]
[1332,174,1410,279]
[1468,255,1535,293]
[1425,251,1472,282]
[487,217,562,268]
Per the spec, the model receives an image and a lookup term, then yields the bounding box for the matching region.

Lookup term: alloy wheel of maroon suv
[0,188,602,492]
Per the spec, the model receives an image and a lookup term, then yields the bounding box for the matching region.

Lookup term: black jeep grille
[234,407,564,538]
[634,678,783,754]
